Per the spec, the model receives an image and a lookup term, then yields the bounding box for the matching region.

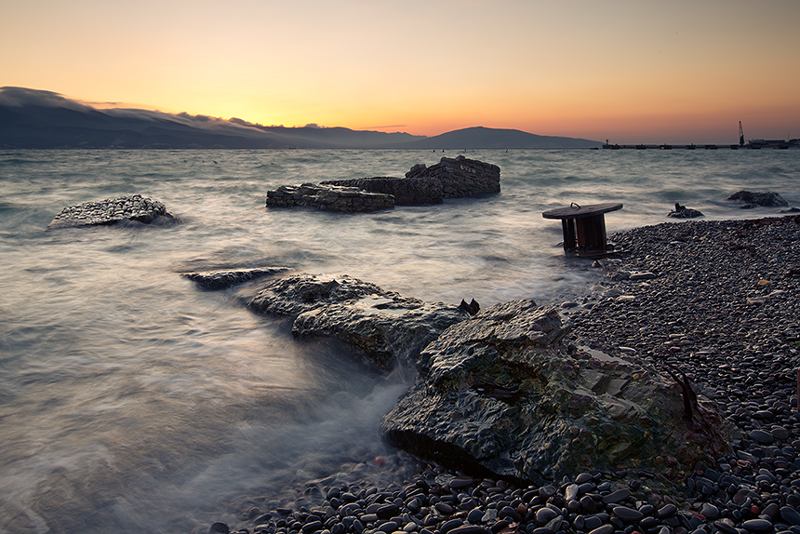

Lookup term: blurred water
[0,148,798,533]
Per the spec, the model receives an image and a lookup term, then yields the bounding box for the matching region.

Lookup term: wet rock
[270,156,500,211]
[266,183,395,212]
[668,203,704,219]
[47,194,180,229]
[321,176,443,205]
[381,299,733,483]
[404,156,501,198]
[182,267,291,290]
[727,191,789,208]
[247,274,469,370]
[612,506,643,522]
[210,522,230,534]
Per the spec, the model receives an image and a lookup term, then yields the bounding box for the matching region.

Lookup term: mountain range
[0,87,601,150]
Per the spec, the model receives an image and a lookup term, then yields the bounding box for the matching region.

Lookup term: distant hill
[0,87,601,149]
[405,126,601,149]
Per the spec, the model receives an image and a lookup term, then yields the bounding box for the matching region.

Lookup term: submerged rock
[380,299,733,484]
[668,203,704,219]
[47,194,180,230]
[726,191,789,208]
[181,267,291,290]
[246,274,469,370]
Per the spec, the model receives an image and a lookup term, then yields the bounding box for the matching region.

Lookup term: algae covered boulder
[380,299,733,484]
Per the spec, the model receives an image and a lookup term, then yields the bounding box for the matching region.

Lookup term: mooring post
[542,202,623,257]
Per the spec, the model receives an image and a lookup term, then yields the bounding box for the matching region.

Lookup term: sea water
[0,148,798,533]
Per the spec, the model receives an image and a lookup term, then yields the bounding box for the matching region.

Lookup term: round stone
[603,488,631,504]
[749,430,775,444]
[701,503,720,520]
[448,527,489,534]
[715,520,739,534]
[772,427,791,441]
[613,506,644,522]
[467,509,484,523]
[587,525,614,534]
[780,507,800,526]
[535,507,559,525]
[743,519,773,532]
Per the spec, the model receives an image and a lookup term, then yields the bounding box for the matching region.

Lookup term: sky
[2,0,799,144]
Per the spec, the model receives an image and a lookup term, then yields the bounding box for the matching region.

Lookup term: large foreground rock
[47,194,180,230]
[380,299,733,484]
[246,274,469,370]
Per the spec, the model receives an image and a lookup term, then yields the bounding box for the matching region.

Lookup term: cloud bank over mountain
[0,87,601,149]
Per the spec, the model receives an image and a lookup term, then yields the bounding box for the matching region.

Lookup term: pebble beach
[215,215,800,534]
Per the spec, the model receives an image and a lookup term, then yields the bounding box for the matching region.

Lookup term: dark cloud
[0,87,93,112]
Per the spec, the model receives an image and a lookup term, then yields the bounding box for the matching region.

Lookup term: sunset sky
[3,0,799,144]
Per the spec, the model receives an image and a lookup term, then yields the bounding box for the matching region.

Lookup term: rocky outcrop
[47,194,180,230]
[266,183,395,212]
[321,176,444,205]
[180,267,291,290]
[667,203,704,219]
[405,156,501,198]
[726,191,789,208]
[183,269,732,484]
[266,156,501,212]
[246,274,469,370]
[380,299,733,484]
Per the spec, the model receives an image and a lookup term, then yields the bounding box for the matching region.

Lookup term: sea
[1,148,798,534]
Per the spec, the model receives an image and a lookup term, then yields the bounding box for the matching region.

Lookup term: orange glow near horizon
[2,0,799,144]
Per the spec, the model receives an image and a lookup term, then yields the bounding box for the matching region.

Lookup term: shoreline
[213,215,800,534]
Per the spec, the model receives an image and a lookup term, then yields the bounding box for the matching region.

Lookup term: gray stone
[700,503,720,520]
[246,274,469,370]
[727,191,789,208]
[404,156,501,198]
[269,156,500,212]
[780,506,800,526]
[668,203,704,219]
[742,519,773,532]
[182,267,290,290]
[613,506,643,522]
[587,525,614,534]
[380,299,733,483]
[266,183,395,212]
[749,429,775,444]
[47,194,180,230]
[535,507,559,525]
[603,489,631,504]
[321,176,443,205]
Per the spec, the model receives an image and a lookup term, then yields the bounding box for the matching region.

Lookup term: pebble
[749,429,775,444]
[602,488,630,504]
[612,506,643,522]
[535,507,559,525]
[781,507,800,526]
[742,519,773,532]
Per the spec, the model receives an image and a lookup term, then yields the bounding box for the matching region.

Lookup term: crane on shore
[739,121,745,146]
